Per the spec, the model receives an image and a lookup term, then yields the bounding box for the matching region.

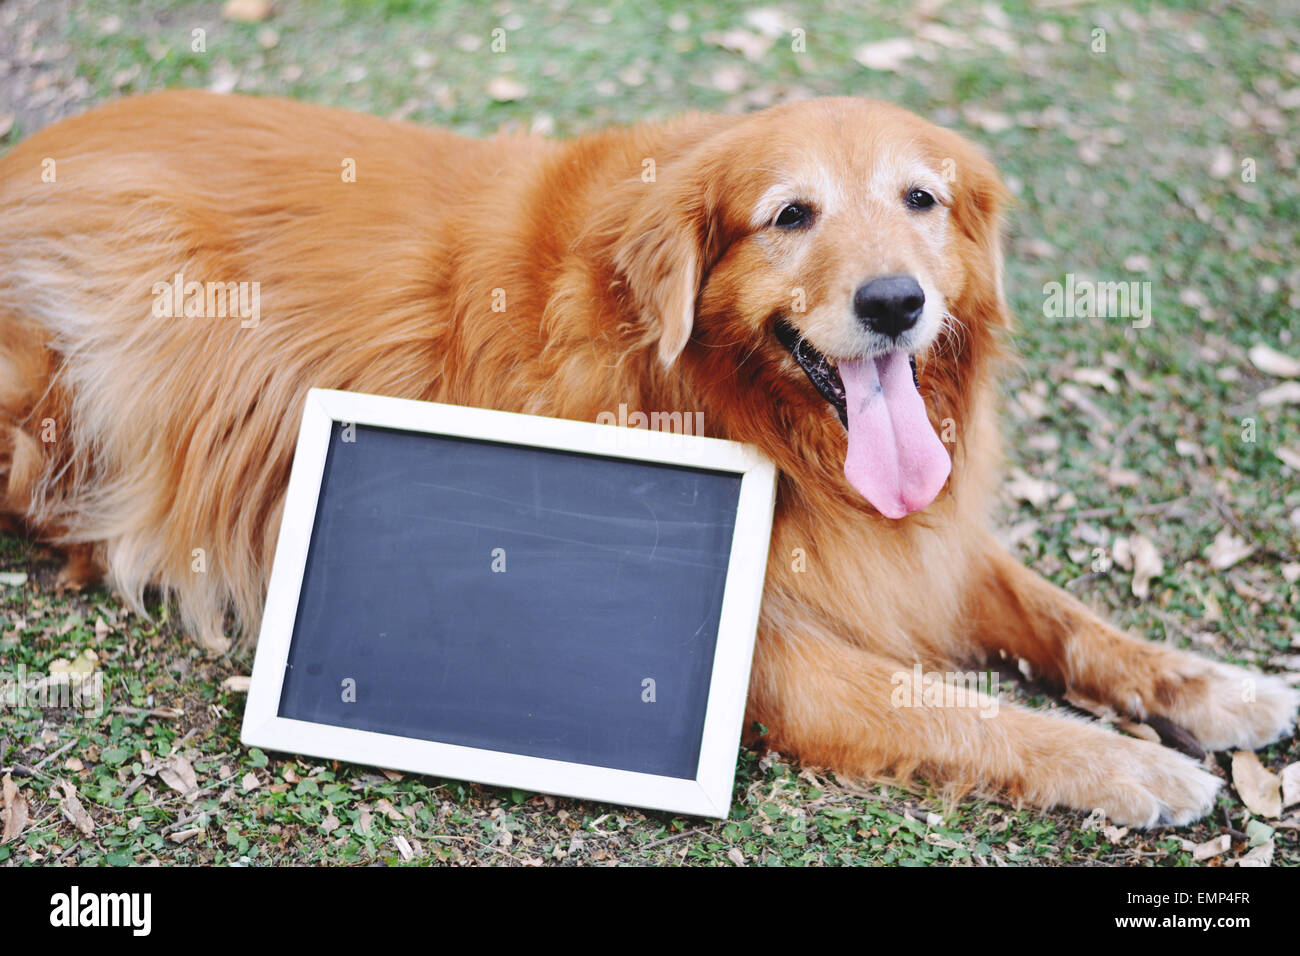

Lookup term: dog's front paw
[1075,737,1222,828]
[1148,656,1299,752]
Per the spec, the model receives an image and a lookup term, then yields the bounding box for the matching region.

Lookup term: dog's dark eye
[774,203,813,229]
[905,189,937,210]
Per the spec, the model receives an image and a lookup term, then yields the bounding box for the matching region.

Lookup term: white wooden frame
[242,388,777,818]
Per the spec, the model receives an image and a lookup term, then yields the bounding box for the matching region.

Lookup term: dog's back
[0,91,561,646]
[0,91,728,647]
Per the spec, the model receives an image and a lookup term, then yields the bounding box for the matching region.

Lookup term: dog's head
[612,97,1009,519]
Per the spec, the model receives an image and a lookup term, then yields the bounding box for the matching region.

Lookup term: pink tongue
[838,352,951,518]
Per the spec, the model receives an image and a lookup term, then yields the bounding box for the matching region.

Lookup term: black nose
[853,275,925,339]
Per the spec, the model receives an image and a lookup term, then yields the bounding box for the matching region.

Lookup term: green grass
[1,0,1298,866]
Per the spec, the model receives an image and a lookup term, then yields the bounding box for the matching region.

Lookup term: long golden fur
[0,91,1294,826]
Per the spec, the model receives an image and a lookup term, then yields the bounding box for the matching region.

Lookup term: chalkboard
[281,423,740,778]
[243,390,776,817]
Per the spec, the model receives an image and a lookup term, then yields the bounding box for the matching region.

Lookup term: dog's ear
[611,156,719,368]
[917,132,1014,437]
[947,143,1012,328]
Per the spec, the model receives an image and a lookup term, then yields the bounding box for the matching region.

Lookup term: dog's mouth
[775,319,951,519]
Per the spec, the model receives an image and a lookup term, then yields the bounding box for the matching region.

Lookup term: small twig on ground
[33,738,77,770]
[112,705,183,719]
[1221,807,1249,841]
[639,826,709,851]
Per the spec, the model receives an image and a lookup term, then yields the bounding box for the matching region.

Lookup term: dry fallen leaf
[158,755,200,800]
[1206,527,1256,570]
[487,76,528,102]
[2,774,29,845]
[1232,751,1282,818]
[963,107,1014,134]
[1259,381,1300,406]
[1112,536,1133,571]
[1105,467,1142,489]
[222,0,271,23]
[1012,388,1050,419]
[221,675,252,692]
[1005,470,1056,508]
[393,834,414,860]
[1016,238,1056,262]
[744,8,788,38]
[1209,145,1235,179]
[853,38,915,71]
[1275,446,1300,471]
[1249,344,1300,379]
[917,23,971,50]
[1069,368,1121,393]
[58,780,95,837]
[711,65,746,94]
[199,631,232,654]
[1236,841,1274,867]
[1130,535,1162,600]
[50,649,98,678]
[1281,762,1300,809]
[1192,834,1231,861]
[241,772,260,792]
[1180,287,1212,312]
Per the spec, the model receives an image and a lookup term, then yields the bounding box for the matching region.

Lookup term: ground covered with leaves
[1,0,1298,866]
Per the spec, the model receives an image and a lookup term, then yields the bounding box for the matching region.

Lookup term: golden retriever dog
[0,91,1294,826]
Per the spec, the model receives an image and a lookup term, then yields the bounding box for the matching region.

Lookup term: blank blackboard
[279,423,740,779]
[243,390,776,817]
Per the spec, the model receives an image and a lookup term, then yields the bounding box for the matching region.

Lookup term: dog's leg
[964,539,1298,752]
[747,631,1221,826]
[54,543,104,592]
